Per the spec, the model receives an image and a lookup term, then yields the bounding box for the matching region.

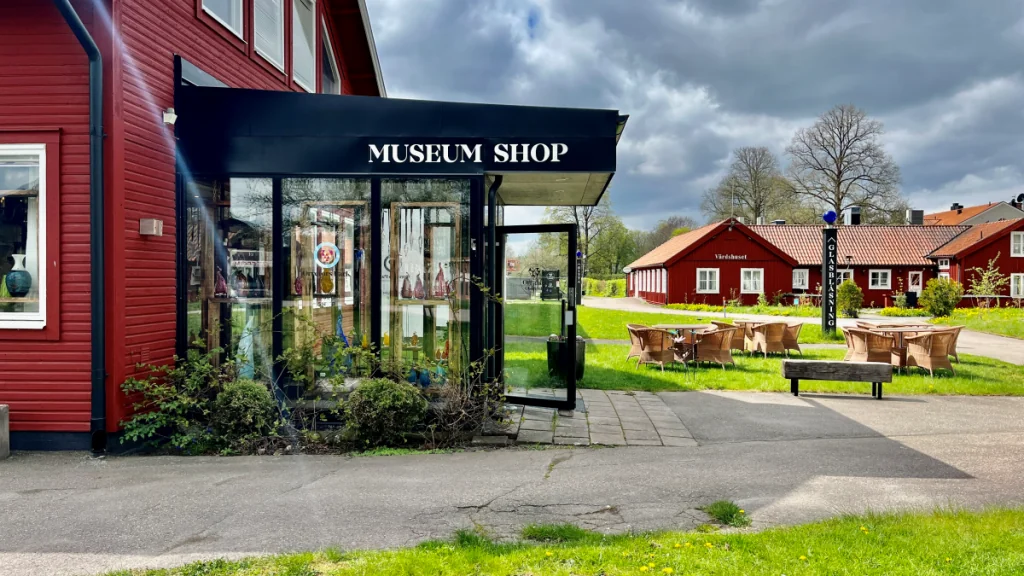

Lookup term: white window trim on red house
[0,143,47,330]
[1012,231,1023,257]
[792,268,808,290]
[869,269,891,290]
[696,268,719,294]
[293,0,317,92]
[1011,274,1024,298]
[203,0,245,40]
[938,258,950,270]
[938,271,951,280]
[740,268,764,294]
[254,0,285,71]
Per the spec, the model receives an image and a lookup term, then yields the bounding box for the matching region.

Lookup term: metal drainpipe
[53,0,106,453]
[486,176,502,381]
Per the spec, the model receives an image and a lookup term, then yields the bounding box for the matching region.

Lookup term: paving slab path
[584,296,1024,365]
[4,392,1024,576]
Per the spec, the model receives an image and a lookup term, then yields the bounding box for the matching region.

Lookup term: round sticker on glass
[314,242,340,269]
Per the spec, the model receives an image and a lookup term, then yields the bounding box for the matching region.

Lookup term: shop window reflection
[186,178,274,379]
[381,179,471,377]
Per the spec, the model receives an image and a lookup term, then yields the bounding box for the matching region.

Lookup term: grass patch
[108,508,1024,575]
[701,500,751,527]
[504,301,841,343]
[352,447,456,457]
[931,307,1024,339]
[504,343,1024,395]
[521,523,599,543]
[666,302,823,317]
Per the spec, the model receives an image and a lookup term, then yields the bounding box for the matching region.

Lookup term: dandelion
[545,551,554,557]
[739,510,745,514]
[799,555,807,561]
[648,562,656,567]
[640,567,649,572]
[662,568,674,574]
[622,552,630,557]
[704,542,714,549]
[946,558,952,563]
[683,543,692,548]
[673,543,682,548]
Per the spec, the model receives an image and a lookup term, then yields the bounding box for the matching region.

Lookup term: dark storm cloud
[366,0,1024,227]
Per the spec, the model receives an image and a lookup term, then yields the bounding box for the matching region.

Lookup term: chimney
[756,216,765,225]
[950,202,963,213]
[771,219,786,225]
[844,206,862,225]
[1012,194,1024,211]
[905,209,924,225]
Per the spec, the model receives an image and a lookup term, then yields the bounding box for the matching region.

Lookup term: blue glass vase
[6,254,31,298]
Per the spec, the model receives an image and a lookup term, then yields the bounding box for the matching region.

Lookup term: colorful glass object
[320,271,334,293]
[413,274,425,299]
[215,267,228,296]
[401,274,412,298]
[433,263,447,298]
[5,254,31,298]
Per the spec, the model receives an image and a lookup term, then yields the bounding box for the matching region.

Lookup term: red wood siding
[804,266,938,308]
[665,227,792,306]
[0,0,95,433]
[954,221,1024,303]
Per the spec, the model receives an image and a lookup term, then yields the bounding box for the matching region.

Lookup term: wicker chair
[782,323,803,356]
[843,327,894,363]
[842,327,855,361]
[626,324,647,361]
[711,320,745,352]
[906,329,957,376]
[946,325,963,363]
[634,328,676,371]
[687,326,737,369]
[750,322,787,357]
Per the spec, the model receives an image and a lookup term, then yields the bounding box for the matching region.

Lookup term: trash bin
[546,336,586,382]
[905,291,918,308]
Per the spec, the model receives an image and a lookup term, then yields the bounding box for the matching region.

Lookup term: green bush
[345,378,428,447]
[837,279,864,318]
[920,278,965,318]
[582,277,625,298]
[212,379,279,445]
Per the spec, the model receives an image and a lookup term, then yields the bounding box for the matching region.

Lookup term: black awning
[175,85,625,205]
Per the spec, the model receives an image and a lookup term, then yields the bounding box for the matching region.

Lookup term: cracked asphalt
[4,391,1024,575]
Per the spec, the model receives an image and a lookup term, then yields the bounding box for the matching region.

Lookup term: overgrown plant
[837,279,864,318]
[921,278,965,318]
[968,253,1010,309]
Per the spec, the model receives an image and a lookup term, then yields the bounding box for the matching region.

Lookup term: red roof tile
[750,225,969,266]
[924,203,999,225]
[627,221,722,268]
[929,218,1024,258]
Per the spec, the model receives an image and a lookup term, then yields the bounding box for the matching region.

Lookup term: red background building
[0,0,383,450]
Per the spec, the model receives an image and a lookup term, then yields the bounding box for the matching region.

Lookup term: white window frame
[661,268,667,294]
[838,269,854,285]
[254,0,285,71]
[869,269,891,290]
[908,271,923,294]
[938,272,951,281]
[0,143,47,329]
[792,268,809,290]
[740,268,764,294]
[320,19,342,94]
[696,268,719,294]
[1011,232,1024,257]
[202,0,244,40]
[938,258,950,270]
[1011,274,1024,298]
[292,0,317,92]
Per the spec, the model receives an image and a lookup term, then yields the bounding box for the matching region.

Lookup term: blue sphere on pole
[576,250,583,258]
[822,210,838,225]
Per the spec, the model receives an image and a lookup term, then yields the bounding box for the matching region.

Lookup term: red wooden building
[927,218,1024,303]
[751,224,967,308]
[0,0,384,451]
[625,220,797,306]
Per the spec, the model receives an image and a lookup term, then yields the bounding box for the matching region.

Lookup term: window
[696,268,719,293]
[1012,232,1023,257]
[938,272,950,281]
[0,144,46,328]
[203,0,243,38]
[1012,274,1024,298]
[292,0,316,91]
[661,269,667,294]
[740,268,763,294]
[938,258,950,270]
[792,269,809,290]
[838,269,854,284]
[869,269,891,290]
[254,0,285,69]
[321,20,341,94]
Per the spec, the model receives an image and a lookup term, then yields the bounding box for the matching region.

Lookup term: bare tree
[702,147,791,223]
[640,215,700,253]
[544,195,615,278]
[786,104,903,220]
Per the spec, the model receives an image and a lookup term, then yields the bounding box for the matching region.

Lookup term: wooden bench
[782,360,893,399]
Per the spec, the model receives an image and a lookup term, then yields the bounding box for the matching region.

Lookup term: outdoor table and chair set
[625,320,803,371]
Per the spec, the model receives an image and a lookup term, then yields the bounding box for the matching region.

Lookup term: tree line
[535,104,907,278]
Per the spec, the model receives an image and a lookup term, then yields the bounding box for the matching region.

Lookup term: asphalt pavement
[3,392,1024,575]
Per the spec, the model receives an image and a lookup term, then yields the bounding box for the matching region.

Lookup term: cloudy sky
[365,0,1024,230]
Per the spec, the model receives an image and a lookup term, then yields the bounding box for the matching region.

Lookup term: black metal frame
[497,223,578,410]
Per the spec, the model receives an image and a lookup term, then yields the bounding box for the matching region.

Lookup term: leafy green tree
[967,253,1010,309]
[920,278,965,317]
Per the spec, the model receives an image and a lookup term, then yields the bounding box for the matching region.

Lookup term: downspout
[486,176,502,381]
[53,0,106,453]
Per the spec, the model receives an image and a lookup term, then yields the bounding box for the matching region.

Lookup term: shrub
[920,278,965,318]
[837,279,864,318]
[878,306,922,317]
[211,379,279,446]
[345,378,428,447]
[700,500,751,528]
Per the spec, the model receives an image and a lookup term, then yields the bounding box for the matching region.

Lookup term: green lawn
[504,343,1024,395]
[504,301,842,344]
[931,307,1024,339]
[108,508,1024,575]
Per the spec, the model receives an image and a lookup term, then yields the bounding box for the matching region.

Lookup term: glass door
[497,223,578,410]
